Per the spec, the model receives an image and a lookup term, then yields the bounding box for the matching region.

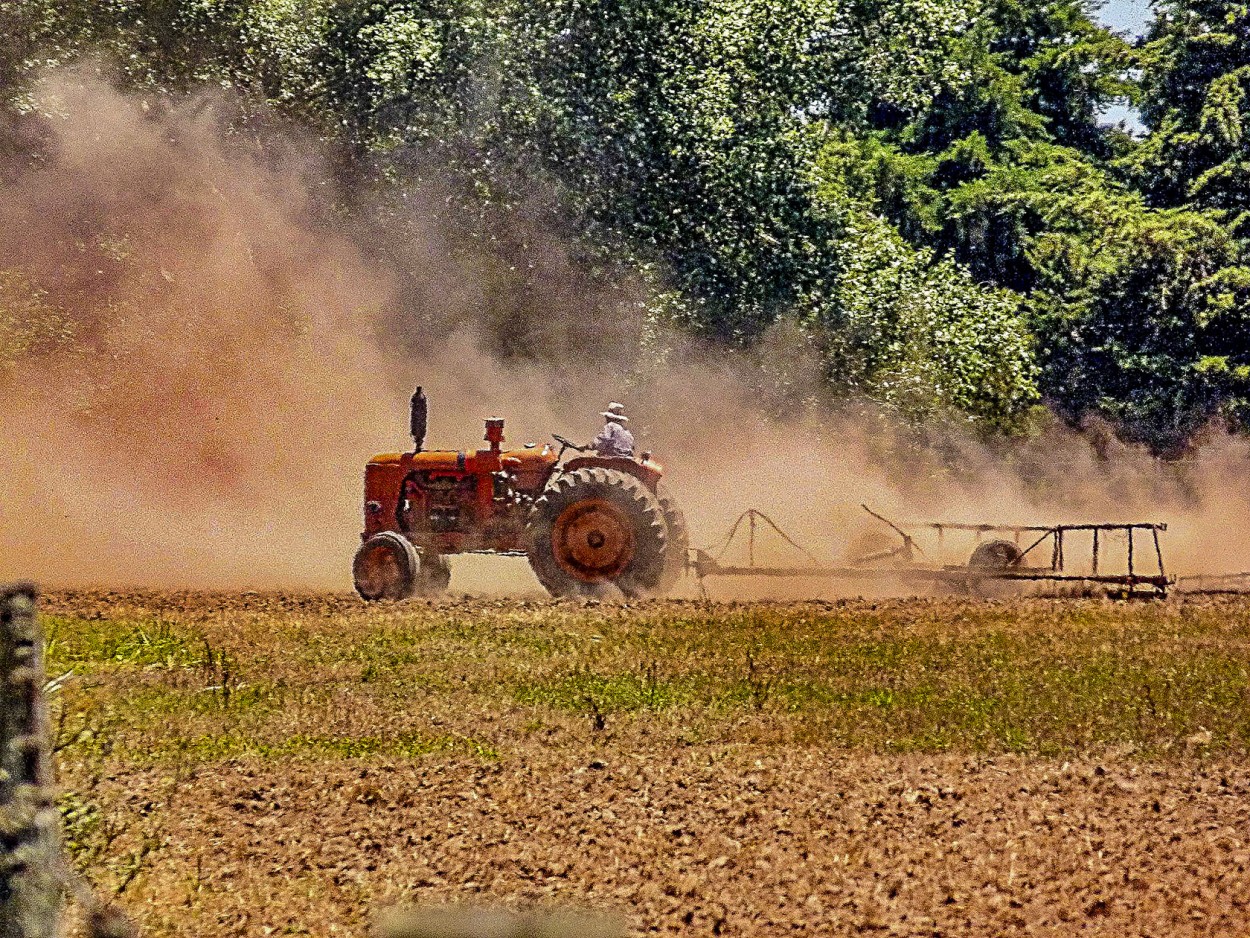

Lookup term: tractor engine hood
[366,447,556,471]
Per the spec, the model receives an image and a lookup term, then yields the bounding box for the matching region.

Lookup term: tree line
[2,0,1248,455]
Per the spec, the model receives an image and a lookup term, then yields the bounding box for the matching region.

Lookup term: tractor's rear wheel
[526,468,668,598]
[354,533,450,601]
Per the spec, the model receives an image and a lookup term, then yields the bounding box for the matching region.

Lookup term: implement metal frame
[1175,572,1250,595]
[689,507,1173,597]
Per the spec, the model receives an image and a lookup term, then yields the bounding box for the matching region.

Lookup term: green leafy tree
[1031,208,1250,454]
[1131,0,1250,233]
[472,0,981,342]
[11,0,1250,449]
[806,139,1039,428]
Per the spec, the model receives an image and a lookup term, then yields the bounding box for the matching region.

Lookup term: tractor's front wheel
[354,532,419,601]
[526,468,668,598]
[353,532,451,601]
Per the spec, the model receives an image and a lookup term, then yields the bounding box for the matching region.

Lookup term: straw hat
[601,402,629,422]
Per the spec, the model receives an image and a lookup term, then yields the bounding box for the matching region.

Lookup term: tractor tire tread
[353,531,420,602]
[526,468,668,599]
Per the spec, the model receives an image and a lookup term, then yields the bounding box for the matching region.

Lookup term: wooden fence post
[1,583,62,938]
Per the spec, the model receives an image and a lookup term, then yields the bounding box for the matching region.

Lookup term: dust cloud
[0,71,646,591]
[1,71,1248,594]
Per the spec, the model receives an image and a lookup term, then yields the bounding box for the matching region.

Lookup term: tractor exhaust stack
[410,386,428,453]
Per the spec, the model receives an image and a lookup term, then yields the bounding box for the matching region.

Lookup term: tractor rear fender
[562,455,663,492]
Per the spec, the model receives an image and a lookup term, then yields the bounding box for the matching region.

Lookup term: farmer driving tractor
[592,402,635,457]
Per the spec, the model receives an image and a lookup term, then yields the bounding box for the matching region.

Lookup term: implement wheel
[968,539,1023,570]
[965,539,1024,598]
[526,468,668,598]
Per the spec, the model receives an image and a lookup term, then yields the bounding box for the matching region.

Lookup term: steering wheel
[552,433,588,453]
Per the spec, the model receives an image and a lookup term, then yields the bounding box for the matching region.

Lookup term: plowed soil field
[40,589,1250,937]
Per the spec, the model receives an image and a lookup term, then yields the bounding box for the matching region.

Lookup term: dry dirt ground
[37,589,1250,937]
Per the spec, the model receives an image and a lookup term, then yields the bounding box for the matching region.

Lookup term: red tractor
[352,396,687,600]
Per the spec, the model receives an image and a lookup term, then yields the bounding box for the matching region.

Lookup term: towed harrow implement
[689,506,1173,598]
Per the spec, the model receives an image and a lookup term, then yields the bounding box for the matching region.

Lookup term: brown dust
[3,72,1250,594]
